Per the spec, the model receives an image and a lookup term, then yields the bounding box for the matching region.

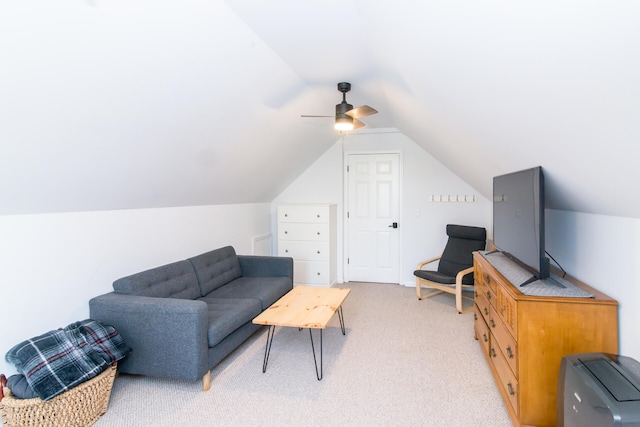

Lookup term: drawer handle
[507,382,516,396]
[483,333,488,343]
[473,313,477,321]
[285,249,289,253]
[490,319,495,328]
[507,346,514,359]
[484,307,489,315]
[317,214,320,218]
[474,290,478,297]
[317,232,321,235]
[317,250,321,254]
[491,347,496,358]
[317,272,321,276]
[284,231,288,234]
[486,291,491,300]
[284,213,288,217]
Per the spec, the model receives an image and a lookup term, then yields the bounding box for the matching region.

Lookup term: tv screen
[493,166,549,285]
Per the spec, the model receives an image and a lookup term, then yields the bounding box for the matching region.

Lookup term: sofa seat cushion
[113,260,200,299]
[206,277,292,310]
[198,297,262,347]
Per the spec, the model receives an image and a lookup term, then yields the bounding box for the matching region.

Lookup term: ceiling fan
[301,82,378,131]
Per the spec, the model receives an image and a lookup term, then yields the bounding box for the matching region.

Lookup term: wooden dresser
[473,252,618,427]
[277,204,337,287]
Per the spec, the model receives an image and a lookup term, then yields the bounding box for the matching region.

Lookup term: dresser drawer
[474,269,488,297]
[278,241,329,261]
[491,339,519,416]
[495,284,517,337]
[475,289,491,325]
[490,305,518,375]
[278,206,330,223]
[474,305,490,357]
[476,279,496,310]
[278,223,330,241]
[483,270,497,294]
[474,259,484,286]
[293,261,331,285]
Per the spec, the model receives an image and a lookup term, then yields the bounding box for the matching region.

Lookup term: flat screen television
[493,166,550,286]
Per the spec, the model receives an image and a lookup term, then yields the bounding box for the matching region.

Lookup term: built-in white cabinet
[277,204,337,287]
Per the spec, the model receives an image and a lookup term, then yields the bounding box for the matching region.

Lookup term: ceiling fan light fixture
[301,82,377,130]
[335,116,354,131]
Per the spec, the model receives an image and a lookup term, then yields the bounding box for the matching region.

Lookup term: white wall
[546,210,640,361]
[0,203,271,376]
[271,129,493,286]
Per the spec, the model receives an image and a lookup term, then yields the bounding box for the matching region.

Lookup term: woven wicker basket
[0,364,117,427]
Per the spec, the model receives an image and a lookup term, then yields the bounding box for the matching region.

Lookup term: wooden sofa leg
[202,371,211,391]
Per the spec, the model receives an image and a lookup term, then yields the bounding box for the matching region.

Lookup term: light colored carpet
[95,282,512,426]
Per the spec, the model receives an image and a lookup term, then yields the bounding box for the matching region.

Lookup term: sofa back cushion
[113,260,200,299]
[188,246,243,296]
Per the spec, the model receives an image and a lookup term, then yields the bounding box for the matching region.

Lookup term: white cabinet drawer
[278,223,330,241]
[278,206,330,223]
[278,241,329,261]
[277,204,336,287]
[294,261,331,285]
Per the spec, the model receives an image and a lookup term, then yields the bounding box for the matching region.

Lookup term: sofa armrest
[238,255,293,278]
[89,292,209,382]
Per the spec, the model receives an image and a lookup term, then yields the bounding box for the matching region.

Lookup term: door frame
[343,150,403,283]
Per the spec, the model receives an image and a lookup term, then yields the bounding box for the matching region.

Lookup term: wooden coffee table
[252,285,351,380]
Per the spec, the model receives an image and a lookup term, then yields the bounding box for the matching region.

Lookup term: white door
[346,153,400,283]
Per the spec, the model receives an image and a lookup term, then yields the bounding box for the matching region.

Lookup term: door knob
[388,222,398,229]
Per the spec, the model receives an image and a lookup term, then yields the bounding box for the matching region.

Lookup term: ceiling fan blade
[353,119,365,129]
[345,105,378,119]
[301,115,333,118]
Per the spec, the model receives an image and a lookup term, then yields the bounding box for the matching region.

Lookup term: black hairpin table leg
[262,325,276,373]
[309,328,323,380]
[309,306,348,380]
[338,306,346,335]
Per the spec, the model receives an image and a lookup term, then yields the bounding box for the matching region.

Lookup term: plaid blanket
[5,319,131,401]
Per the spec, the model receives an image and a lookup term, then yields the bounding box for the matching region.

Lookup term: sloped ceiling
[1,1,639,217]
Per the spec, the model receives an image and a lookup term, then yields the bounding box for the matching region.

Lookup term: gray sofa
[89,246,293,390]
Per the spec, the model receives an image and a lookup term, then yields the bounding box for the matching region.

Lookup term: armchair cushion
[437,224,487,280]
[414,270,460,285]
